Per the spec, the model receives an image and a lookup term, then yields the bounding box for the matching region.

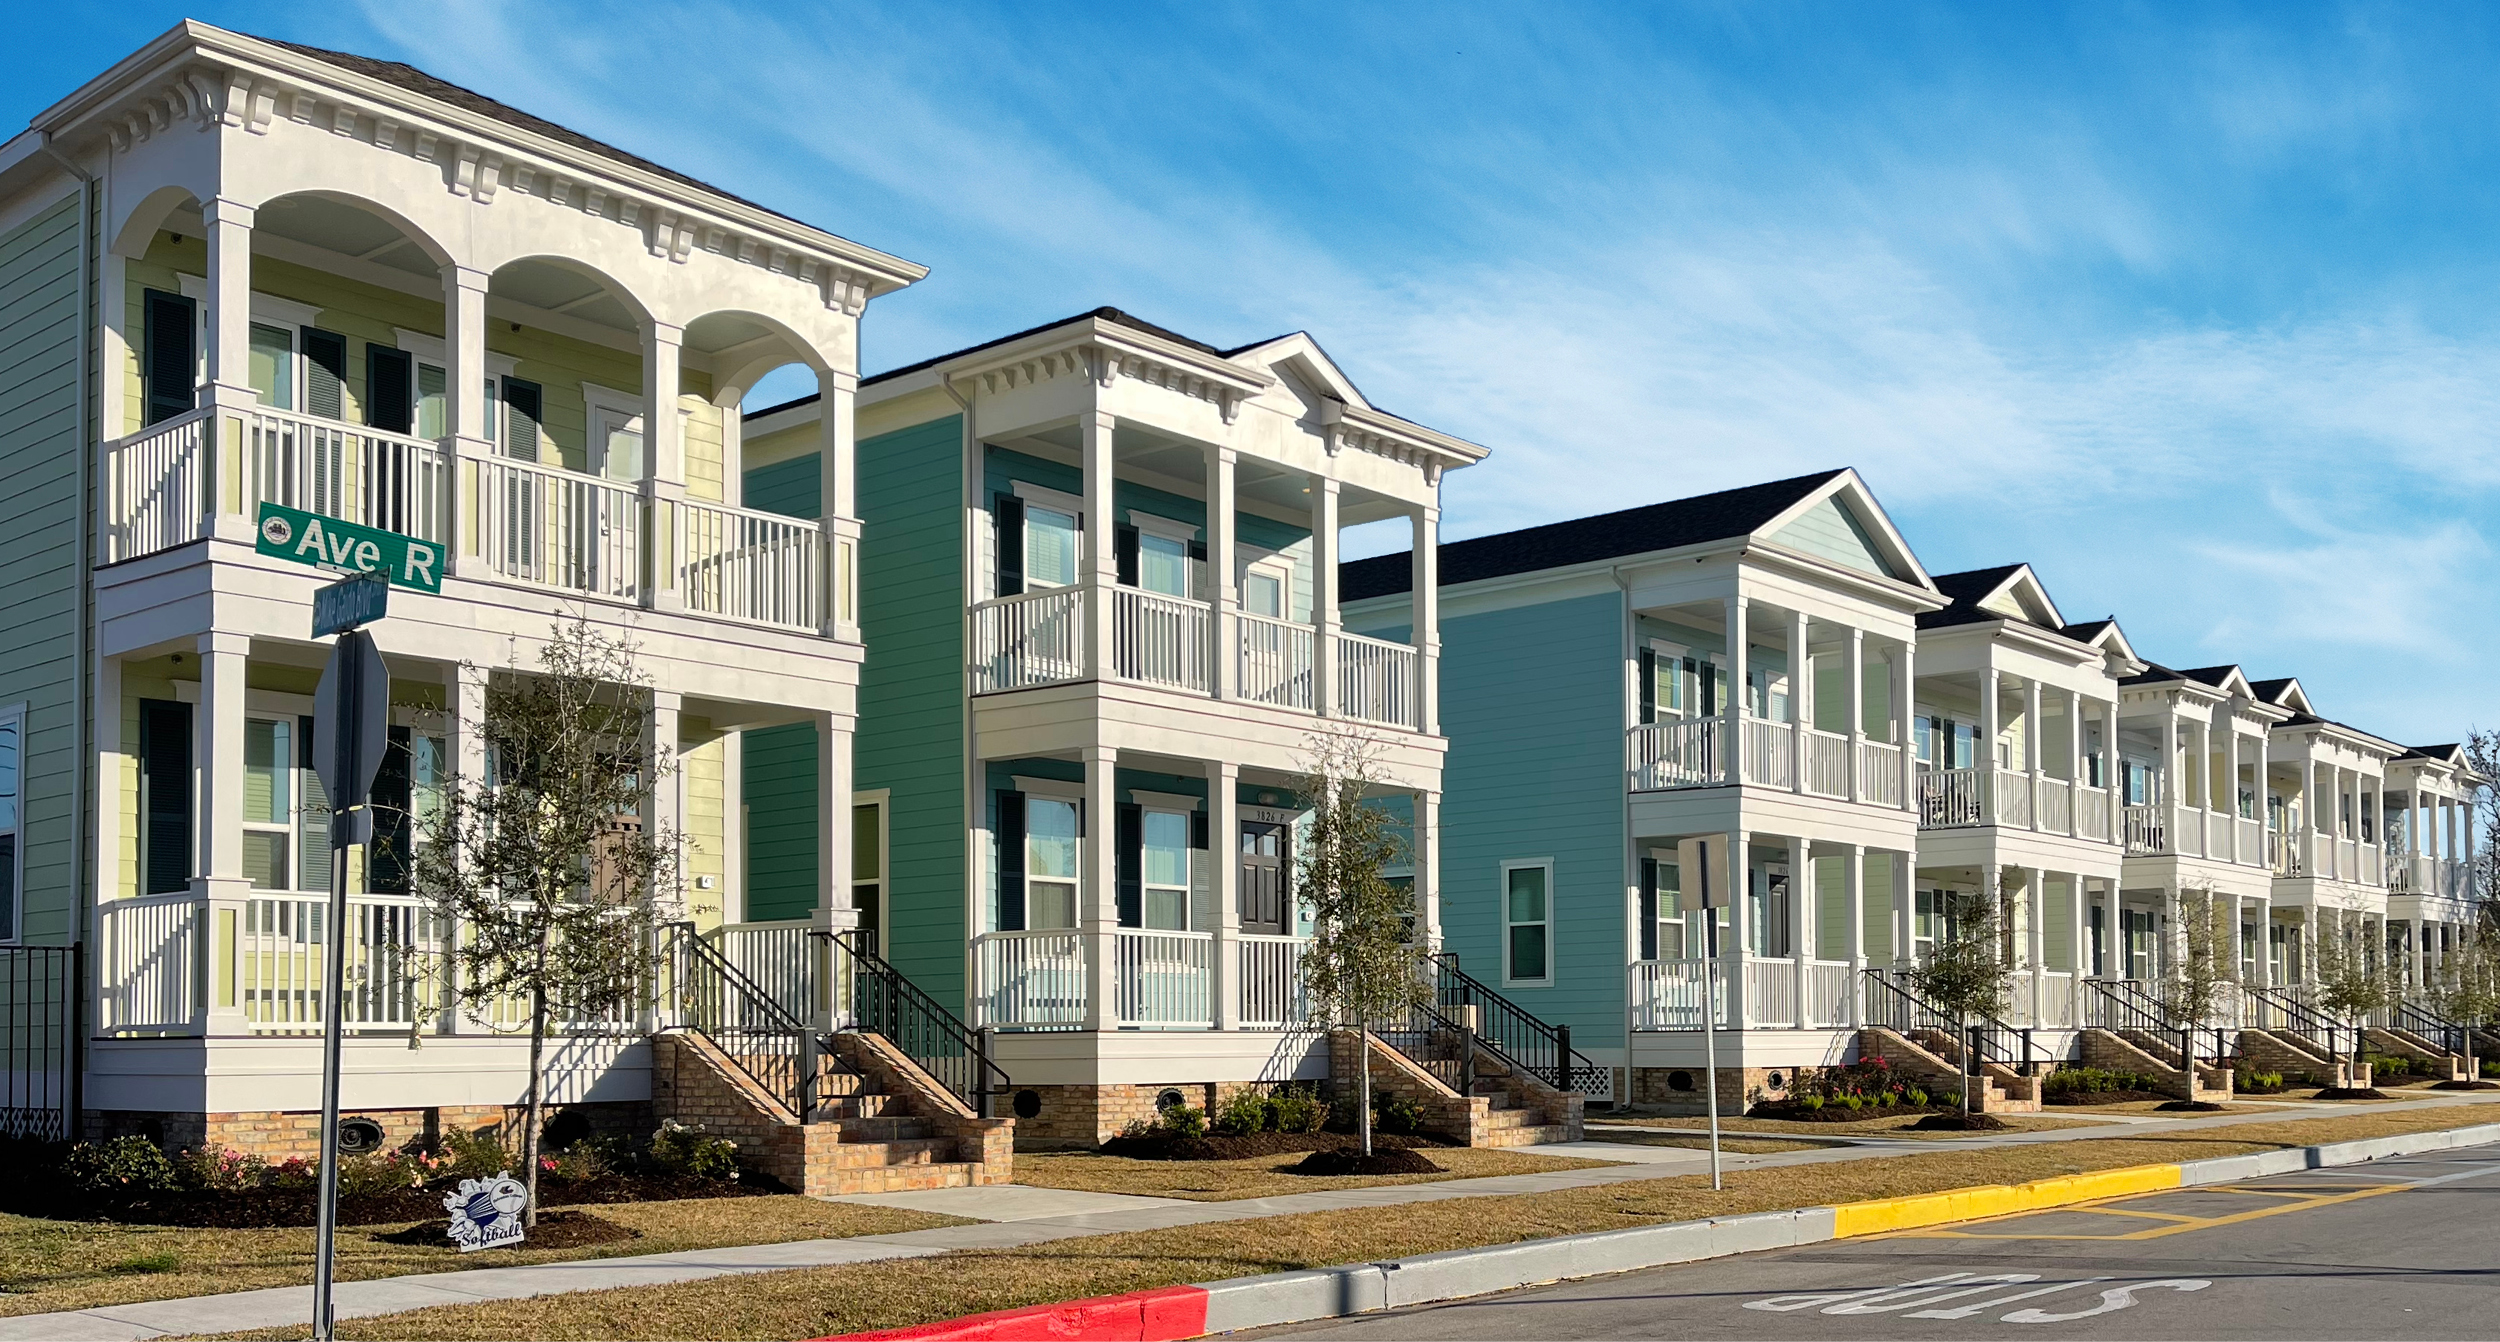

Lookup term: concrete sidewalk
[7,1092,2493,1341]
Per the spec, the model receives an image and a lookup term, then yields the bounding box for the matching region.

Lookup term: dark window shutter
[501,378,543,459]
[1189,809,1208,850]
[1638,648,1656,725]
[993,495,1024,597]
[370,725,414,894]
[1188,539,1207,562]
[142,290,197,426]
[1700,660,1719,716]
[139,699,193,895]
[1116,803,1143,929]
[363,343,412,432]
[1115,525,1140,586]
[1639,858,1659,961]
[296,328,347,421]
[996,791,1025,931]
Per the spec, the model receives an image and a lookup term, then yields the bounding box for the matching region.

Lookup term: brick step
[814,1093,897,1119]
[1479,1107,1547,1130]
[817,1072,874,1097]
[1478,1123,1571,1149]
[830,1137,957,1169]
[815,1161,982,1196]
[834,1116,932,1143]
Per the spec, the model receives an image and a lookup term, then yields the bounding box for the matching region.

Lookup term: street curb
[813,1122,2500,1341]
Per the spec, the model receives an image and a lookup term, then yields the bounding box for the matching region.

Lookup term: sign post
[309,619,389,1341]
[1678,836,1727,1191]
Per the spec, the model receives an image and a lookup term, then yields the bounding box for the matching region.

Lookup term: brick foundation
[1004,1080,1283,1150]
[1629,1063,1817,1115]
[81,1101,651,1161]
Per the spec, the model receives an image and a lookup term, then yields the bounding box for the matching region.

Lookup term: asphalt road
[1248,1143,2500,1340]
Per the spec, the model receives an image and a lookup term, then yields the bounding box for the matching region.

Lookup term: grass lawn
[0,1195,964,1320]
[1588,1112,2113,1138]
[2040,1099,2279,1116]
[1576,1132,1828,1154]
[1012,1146,1617,1201]
[189,1101,2500,1341]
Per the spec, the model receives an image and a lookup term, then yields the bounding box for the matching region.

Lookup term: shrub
[441,1124,513,1178]
[1158,1105,1208,1139]
[1798,1094,1826,1111]
[1271,1088,1330,1134]
[1905,1087,1930,1107]
[174,1145,267,1194]
[2234,1068,2286,1094]
[1212,1091,1275,1137]
[1839,1092,1864,1112]
[649,1121,741,1180]
[264,1156,318,1191]
[1370,1091,1424,1136]
[62,1137,180,1196]
[2043,1066,2163,1098]
[337,1150,427,1199]
[547,1136,628,1183]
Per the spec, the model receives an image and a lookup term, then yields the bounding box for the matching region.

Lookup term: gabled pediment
[1971,564,2064,628]
[2249,677,2314,714]
[1756,470,1931,588]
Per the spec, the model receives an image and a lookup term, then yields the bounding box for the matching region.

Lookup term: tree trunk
[1959,1013,1973,1114]
[521,931,551,1228]
[1357,1025,1374,1158]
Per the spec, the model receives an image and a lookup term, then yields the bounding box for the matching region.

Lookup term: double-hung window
[1502,860,1551,985]
[1137,531,1191,598]
[1140,809,1191,931]
[0,705,20,943]
[1025,797,1080,929]
[242,718,294,892]
[1026,506,1078,588]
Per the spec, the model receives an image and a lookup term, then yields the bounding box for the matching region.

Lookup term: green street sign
[254,502,442,594]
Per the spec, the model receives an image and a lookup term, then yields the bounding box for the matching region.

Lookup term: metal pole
[311,633,360,1342]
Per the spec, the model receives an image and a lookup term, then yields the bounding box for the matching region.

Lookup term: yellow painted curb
[1830,1162,2184,1237]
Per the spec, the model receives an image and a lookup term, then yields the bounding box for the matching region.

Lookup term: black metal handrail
[1430,953,1606,1096]
[0,945,77,1142]
[2242,983,2357,1067]
[664,922,817,1118]
[1861,969,2031,1071]
[825,929,1011,1117]
[2395,999,2469,1060]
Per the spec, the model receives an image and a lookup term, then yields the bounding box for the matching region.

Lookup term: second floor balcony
[1918,765,2117,843]
[1627,714,1908,807]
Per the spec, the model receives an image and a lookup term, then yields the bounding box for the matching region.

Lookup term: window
[1025,797,1079,929]
[1141,809,1191,930]
[1138,532,1190,597]
[248,323,295,410]
[242,718,292,891]
[853,798,885,944]
[1502,861,1551,984]
[1242,569,1284,617]
[1026,506,1079,588]
[0,705,19,943]
[583,384,645,482]
[1654,859,1686,959]
[142,289,197,426]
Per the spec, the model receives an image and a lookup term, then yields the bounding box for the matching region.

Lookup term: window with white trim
[1025,796,1080,929]
[1502,860,1552,984]
[1141,808,1191,930]
[0,704,20,944]
[241,717,294,892]
[1027,508,1079,588]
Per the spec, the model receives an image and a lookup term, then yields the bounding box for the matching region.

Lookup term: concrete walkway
[9,1092,2495,1341]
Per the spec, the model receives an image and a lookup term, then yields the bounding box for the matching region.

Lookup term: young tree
[1295,731,1424,1158]
[2311,909,2393,1083]
[412,619,682,1223]
[2464,729,2499,907]
[2426,913,2500,1079]
[1907,887,2012,1113]
[2162,888,2240,1060]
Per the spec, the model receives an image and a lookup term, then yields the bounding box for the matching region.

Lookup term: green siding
[1767,496,1890,577]
[0,194,85,945]
[1434,591,1629,1049]
[739,452,823,923]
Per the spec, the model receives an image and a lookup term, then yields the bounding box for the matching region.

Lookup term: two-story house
[0,23,927,1162]
[733,310,1486,1146]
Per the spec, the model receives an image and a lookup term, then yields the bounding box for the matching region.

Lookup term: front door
[1239,821,1286,935]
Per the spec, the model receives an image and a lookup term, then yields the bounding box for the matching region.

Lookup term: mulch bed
[1098,1131,1442,1161]
[1290,1148,1442,1176]
[2046,1089,2174,1106]
[6,1171,774,1230]
[370,1208,639,1250]
[2312,1087,2392,1101]
[2154,1100,2226,1113]
[1909,1112,2010,1132]
[2433,1079,2500,1091]
[1745,1102,1956,1123]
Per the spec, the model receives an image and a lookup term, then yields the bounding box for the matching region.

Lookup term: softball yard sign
[444,1173,530,1252]
[255,502,443,594]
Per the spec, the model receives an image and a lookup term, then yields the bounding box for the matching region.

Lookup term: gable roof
[1920,564,2066,632]
[2121,660,2248,694]
[1342,470,1851,601]
[2248,677,2314,714]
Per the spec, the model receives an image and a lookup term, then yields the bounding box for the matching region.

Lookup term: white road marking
[1744,1272,2205,1324]
[2002,1278,2211,1323]
[1907,1279,2114,1319]
[1822,1275,2044,1315]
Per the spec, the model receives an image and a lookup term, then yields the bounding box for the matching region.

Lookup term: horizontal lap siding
[0,194,84,944]
[739,454,823,924]
[1436,590,1629,1049]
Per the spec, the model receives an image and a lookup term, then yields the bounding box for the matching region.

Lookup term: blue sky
[15,2,2498,744]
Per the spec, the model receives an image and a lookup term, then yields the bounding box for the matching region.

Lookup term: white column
[201,199,256,538]
[816,365,860,638]
[2160,884,2182,982]
[1787,609,1808,795]
[1723,830,1750,1024]
[1843,843,1866,1025]
[2064,688,2084,837]
[645,690,684,901]
[1206,445,1237,700]
[197,632,251,1035]
[2301,903,2319,985]
[2101,701,2122,842]
[720,730,745,923]
[1414,789,1441,952]
[440,265,490,576]
[1723,596,1748,785]
[640,324,686,611]
[1980,669,2002,822]
[814,711,854,930]
[2026,866,2047,1023]
[2024,676,2044,832]
[1894,639,1916,810]
[1081,411,1117,681]
[1790,838,1812,1027]
[1311,477,1341,716]
[1893,851,1915,966]
[2253,897,2273,989]
[1844,627,1865,804]
[2070,873,2089,983]
[1412,505,1440,734]
[2159,711,2179,823]
[1209,759,1240,1029]
[441,663,488,1032]
[1081,744,1118,1031]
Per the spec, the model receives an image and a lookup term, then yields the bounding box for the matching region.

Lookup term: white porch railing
[2034,972,2077,1028]
[1743,719,1795,789]
[1743,956,1797,1027]
[1860,740,1903,807]
[104,409,209,562]
[1802,960,1855,1027]
[1919,766,1985,828]
[1628,958,1728,1030]
[970,588,1085,693]
[237,893,443,1034]
[677,499,822,631]
[716,920,821,1024]
[2267,827,2299,875]
[1804,729,1850,798]
[1995,770,2033,827]
[1114,929,1213,1028]
[1113,588,1211,691]
[1236,934,1308,1029]
[1336,631,1419,729]
[475,454,642,601]
[243,406,447,543]
[1629,718,1724,790]
[2311,832,2337,880]
[2173,805,2209,858]
[2077,786,2112,841]
[97,894,201,1033]
[1236,613,1314,710]
[2125,804,2166,855]
[2037,777,2071,833]
[2237,817,2262,862]
[972,929,1085,1029]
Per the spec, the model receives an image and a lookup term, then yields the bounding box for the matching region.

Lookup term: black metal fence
[1,945,77,1141]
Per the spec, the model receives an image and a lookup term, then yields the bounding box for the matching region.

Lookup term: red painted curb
[814,1284,1212,1341]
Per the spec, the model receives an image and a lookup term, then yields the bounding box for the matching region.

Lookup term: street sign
[256,502,443,594]
[312,573,390,639]
[313,630,390,810]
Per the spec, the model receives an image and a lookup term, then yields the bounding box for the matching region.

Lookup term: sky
[13,2,2498,745]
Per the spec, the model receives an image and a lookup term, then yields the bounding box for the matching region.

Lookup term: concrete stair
[2077,1027,2231,1102]
[1467,1080,1573,1148]
[1893,1028,2043,1113]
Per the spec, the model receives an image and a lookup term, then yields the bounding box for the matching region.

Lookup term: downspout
[40,129,97,1135]
[1614,565,1634,1106]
